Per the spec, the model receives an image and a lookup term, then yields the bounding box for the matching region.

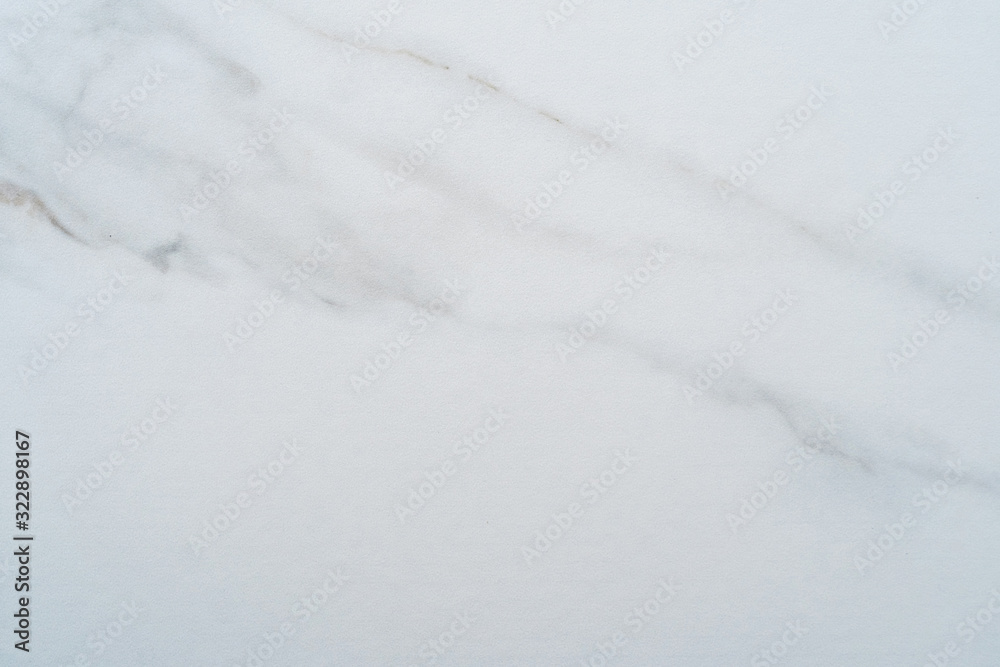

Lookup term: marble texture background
[2,0,999,664]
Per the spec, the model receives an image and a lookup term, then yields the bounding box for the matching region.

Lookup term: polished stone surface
[2,0,999,664]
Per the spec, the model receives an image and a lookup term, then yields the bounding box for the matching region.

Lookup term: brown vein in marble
[0,181,82,242]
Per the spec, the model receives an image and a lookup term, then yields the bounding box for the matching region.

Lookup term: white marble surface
[2,0,1000,664]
